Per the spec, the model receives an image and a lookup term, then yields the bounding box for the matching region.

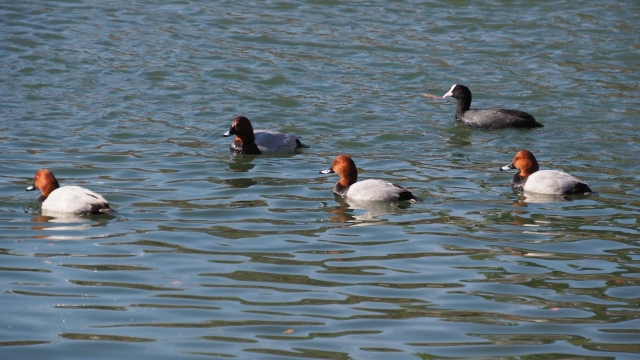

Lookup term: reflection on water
[226,155,256,173]
[327,197,413,225]
[512,192,595,204]
[29,211,115,240]
[32,212,91,224]
[31,213,92,233]
[224,177,258,188]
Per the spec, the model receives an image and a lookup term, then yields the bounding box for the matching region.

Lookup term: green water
[1,0,639,359]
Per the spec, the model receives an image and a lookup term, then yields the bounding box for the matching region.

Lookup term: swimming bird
[500,150,593,195]
[222,116,309,154]
[320,155,418,202]
[26,169,115,214]
[443,84,543,129]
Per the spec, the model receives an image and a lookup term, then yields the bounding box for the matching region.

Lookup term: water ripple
[1,0,640,359]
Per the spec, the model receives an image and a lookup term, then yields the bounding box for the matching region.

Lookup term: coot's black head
[443,84,472,113]
[442,84,472,102]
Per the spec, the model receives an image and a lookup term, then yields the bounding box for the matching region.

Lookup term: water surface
[1,0,639,359]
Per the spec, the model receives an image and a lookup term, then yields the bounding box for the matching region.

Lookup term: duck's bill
[221,130,231,138]
[442,84,456,99]
[26,185,35,191]
[319,168,335,174]
[500,163,515,171]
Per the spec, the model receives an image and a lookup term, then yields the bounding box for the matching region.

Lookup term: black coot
[442,84,543,129]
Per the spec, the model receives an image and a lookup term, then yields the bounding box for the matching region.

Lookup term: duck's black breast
[510,173,527,190]
[230,140,261,154]
[332,183,350,198]
[458,108,543,129]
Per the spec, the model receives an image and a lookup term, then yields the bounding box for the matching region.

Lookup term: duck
[319,155,418,202]
[26,169,115,214]
[442,84,543,129]
[221,116,309,154]
[500,150,593,195]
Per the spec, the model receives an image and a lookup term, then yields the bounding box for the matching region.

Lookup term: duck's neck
[456,96,471,115]
[333,173,356,198]
[38,194,48,205]
[236,132,255,144]
[519,164,539,178]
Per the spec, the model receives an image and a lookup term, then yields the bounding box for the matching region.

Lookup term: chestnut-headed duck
[221,116,309,154]
[443,84,543,129]
[26,169,115,214]
[320,155,418,202]
[500,150,593,195]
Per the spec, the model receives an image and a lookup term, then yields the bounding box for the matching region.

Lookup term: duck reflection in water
[326,198,412,225]
[513,193,588,204]
[226,154,256,173]
[224,154,258,188]
[30,210,114,239]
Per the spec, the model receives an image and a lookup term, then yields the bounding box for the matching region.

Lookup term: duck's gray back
[458,108,541,129]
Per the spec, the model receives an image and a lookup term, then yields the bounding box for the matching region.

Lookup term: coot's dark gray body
[443,84,543,129]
